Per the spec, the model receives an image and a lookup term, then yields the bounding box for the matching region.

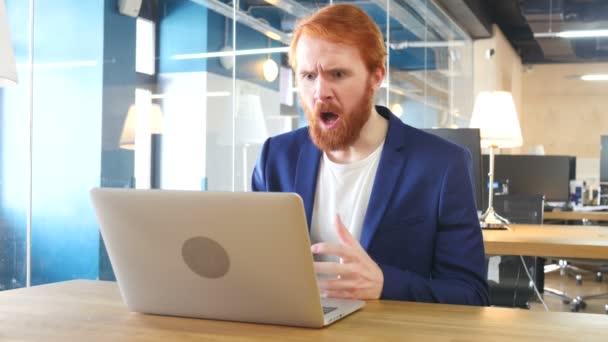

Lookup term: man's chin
[309,129,353,152]
[317,123,339,132]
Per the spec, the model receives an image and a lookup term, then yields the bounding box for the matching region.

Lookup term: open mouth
[320,112,340,127]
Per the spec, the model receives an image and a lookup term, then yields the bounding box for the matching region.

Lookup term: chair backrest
[489,194,545,309]
[493,194,545,224]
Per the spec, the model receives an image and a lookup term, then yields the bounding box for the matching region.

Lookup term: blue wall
[29,0,104,285]
[159,0,209,74]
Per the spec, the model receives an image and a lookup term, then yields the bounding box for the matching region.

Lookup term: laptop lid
[90,188,363,328]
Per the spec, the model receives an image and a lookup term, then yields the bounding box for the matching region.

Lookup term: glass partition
[0,0,474,288]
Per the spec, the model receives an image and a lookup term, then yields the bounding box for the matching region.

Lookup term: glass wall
[0,0,29,290]
[0,0,473,288]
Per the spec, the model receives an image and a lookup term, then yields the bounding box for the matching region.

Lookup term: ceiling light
[17,60,98,69]
[581,74,608,81]
[390,103,404,117]
[151,91,231,99]
[263,58,279,82]
[172,47,289,60]
[265,31,281,41]
[535,29,608,39]
[558,29,608,38]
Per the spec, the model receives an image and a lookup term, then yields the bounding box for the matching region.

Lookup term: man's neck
[325,107,389,164]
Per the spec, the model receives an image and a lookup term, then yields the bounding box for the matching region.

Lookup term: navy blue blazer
[252,106,489,306]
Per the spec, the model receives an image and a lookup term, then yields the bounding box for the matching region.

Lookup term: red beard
[301,82,375,152]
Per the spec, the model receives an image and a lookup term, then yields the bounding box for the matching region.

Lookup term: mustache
[314,101,342,115]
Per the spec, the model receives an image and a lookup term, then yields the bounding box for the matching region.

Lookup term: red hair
[289,4,387,73]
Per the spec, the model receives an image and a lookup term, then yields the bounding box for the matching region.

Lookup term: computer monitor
[423,128,484,210]
[601,136,608,183]
[481,155,575,203]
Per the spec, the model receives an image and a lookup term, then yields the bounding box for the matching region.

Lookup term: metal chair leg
[571,297,582,312]
[544,287,573,304]
[564,292,608,312]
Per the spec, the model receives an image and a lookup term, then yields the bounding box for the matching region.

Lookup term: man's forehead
[295,34,361,70]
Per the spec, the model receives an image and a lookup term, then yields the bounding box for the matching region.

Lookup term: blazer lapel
[294,137,322,231]
[360,112,409,250]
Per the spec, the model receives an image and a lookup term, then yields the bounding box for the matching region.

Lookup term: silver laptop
[90,188,364,328]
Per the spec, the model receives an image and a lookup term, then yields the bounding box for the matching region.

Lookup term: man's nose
[313,77,333,101]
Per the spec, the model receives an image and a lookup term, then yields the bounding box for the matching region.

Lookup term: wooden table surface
[482,224,608,259]
[544,210,608,222]
[1,280,607,341]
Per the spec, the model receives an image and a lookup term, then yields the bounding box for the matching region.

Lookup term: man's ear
[370,66,386,91]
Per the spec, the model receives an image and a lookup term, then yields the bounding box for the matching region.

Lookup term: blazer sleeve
[251,138,271,192]
[379,150,490,306]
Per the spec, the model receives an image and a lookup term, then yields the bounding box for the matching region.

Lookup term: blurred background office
[1,0,607,311]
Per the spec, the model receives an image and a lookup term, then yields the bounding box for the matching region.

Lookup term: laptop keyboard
[323,306,338,315]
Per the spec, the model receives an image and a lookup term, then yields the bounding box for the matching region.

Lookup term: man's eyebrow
[297,67,351,75]
[320,67,350,75]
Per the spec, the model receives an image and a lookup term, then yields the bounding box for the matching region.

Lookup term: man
[252,4,488,306]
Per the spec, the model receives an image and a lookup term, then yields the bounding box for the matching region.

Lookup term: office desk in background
[0,280,607,341]
[544,211,608,223]
[482,224,608,259]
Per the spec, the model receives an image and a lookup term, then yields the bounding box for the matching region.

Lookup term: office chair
[487,194,545,309]
[545,231,608,312]
[547,261,608,312]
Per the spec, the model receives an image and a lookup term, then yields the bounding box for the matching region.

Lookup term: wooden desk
[544,211,608,222]
[482,224,608,259]
[1,280,607,341]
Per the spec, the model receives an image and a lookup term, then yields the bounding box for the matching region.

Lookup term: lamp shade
[470,91,523,148]
[0,0,17,86]
[218,94,268,146]
[120,103,163,150]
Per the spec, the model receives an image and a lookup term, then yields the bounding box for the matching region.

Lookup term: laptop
[90,188,365,328]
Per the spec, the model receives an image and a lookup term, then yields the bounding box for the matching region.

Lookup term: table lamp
[0,0,17,86]
[119,103,163,150]
[470,91,523,229]
[119,103,164,188]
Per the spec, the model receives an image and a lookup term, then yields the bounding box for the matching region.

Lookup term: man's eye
[304,73,316,81]
[334,71,345,78]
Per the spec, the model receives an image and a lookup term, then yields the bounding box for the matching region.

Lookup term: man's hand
[311,215,384,300]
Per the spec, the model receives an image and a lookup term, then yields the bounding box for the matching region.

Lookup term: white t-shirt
[310,143,384,261]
